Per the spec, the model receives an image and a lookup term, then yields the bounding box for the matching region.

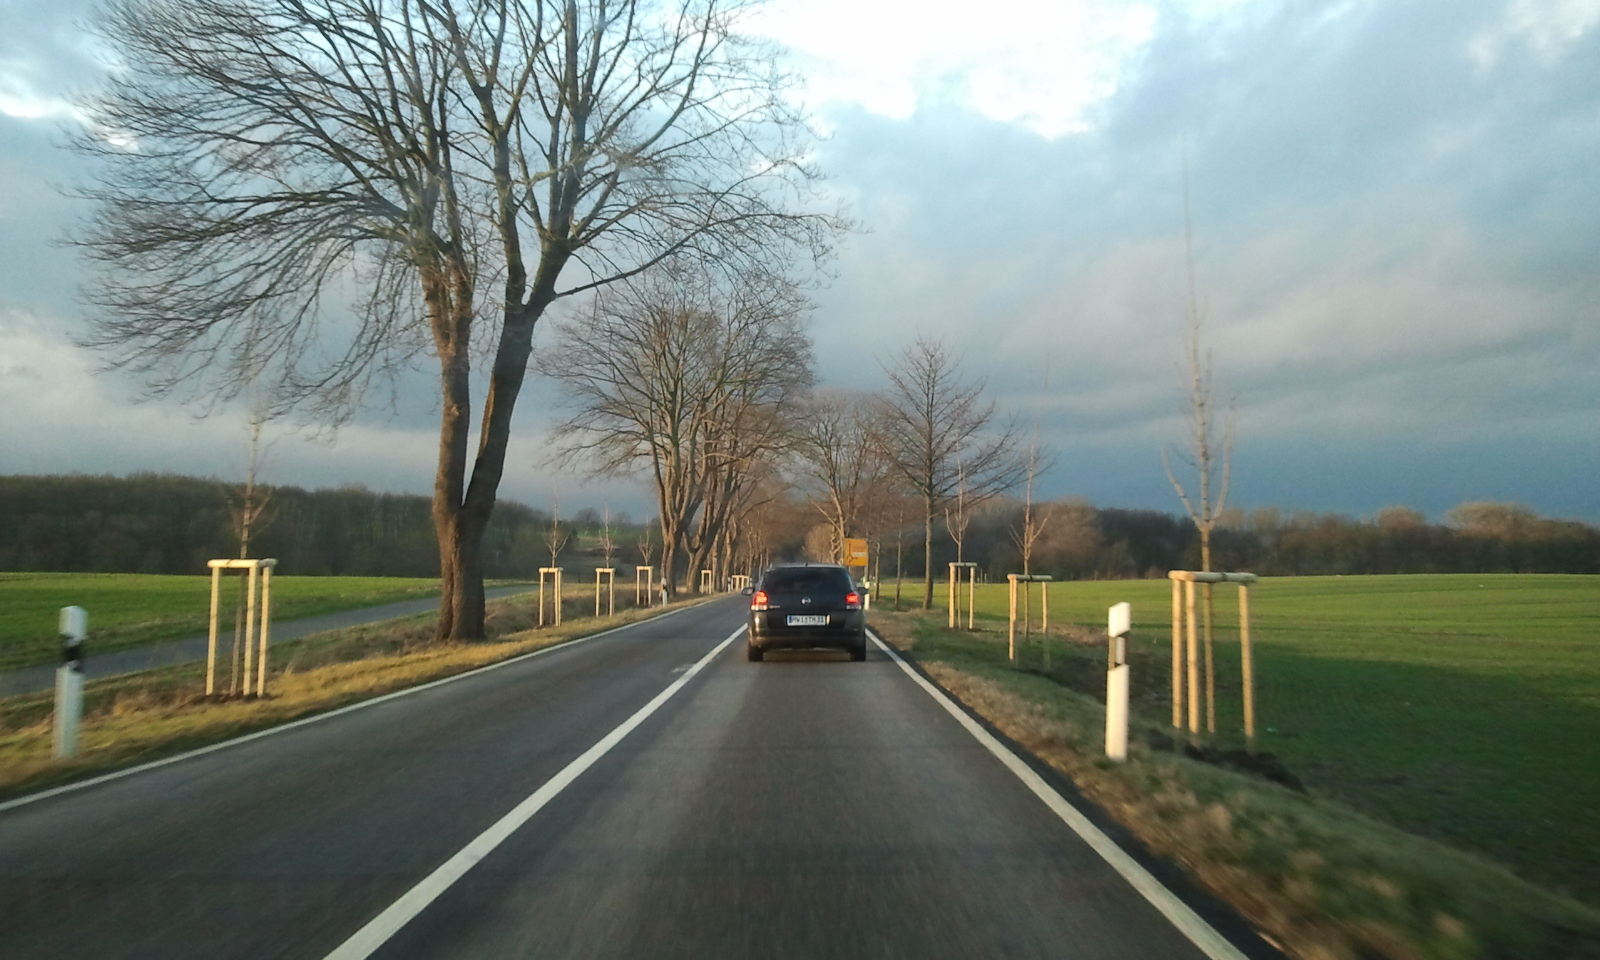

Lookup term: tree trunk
[660,532,679,600]
[894,531,904,612]
[429,266,547,642]
[432,434,492,643]
[1201,526,1216,734]
[922,497,935,610]
[685,537,712,594]
[435,507,488,642]
[431,288,474,641]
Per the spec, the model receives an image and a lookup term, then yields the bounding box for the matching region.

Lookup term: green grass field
[0,572,450,670]
[882,573,1600,904]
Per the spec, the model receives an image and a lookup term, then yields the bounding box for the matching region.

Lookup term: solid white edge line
[319,624,745,960]
[0,602,712,815]
[869,630,1250,960]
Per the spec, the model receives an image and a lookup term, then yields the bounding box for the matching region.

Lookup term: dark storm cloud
[1,0,1596,520]
[0,114,92,320]
[806,0,1600,519]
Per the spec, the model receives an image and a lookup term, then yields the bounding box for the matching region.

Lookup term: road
[0,597,1273,960]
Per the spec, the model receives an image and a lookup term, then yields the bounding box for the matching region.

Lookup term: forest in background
[0,474,587,579]
[2,473,1597,581]
[972,500,1600,579]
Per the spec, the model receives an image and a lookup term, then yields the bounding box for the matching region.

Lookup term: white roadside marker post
[1106,601,1131,762]
[54,606,87,760]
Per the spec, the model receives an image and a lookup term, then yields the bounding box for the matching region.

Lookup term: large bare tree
[788,388,892,562]
[73,0,837,640]
[874,337,1026,609]
[540,266,812,596]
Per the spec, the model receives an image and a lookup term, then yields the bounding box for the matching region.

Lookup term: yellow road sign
[843,538,869,566]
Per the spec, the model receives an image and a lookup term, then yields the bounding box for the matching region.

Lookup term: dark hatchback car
[746,563,867,662]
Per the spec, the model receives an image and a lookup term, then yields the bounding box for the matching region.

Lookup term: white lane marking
[870,630,1250,960]
[0,603,713,814]
[319,624,745,960]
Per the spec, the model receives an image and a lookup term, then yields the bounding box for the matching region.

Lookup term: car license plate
[786,615,828,626]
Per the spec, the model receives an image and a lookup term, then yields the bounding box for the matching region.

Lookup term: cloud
[0,305,654,512]
[746,0,1172,136]
[0,0,105,113]
[798,0,1600,519]
[1472,0,1600,66]
[1,0,1596,523]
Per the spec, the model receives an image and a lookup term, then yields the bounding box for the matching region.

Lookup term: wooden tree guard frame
[948,562,978,630]
[1168,570,1259,743]
[634,566,655,607]
[1006,574,1052,666]
[206,558,278,697]
[538,567,563,626]
[595,568,616,617]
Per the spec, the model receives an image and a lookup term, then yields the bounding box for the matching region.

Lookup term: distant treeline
[0,474,648,578]
[3,474,1596,579]
[956,501,1600,579]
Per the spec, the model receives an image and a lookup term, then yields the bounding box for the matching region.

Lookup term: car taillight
[750,590,768,611]
[845,591,861,610]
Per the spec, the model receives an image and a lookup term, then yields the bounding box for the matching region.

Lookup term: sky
[1,0,1596,524]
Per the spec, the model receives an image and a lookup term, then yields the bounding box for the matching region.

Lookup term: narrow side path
[0,586,534,697]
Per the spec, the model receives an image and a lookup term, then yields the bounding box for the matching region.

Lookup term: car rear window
[761,568,851,594]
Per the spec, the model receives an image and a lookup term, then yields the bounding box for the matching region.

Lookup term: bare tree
[1011,359,1055,579]
[636,524,656,569]
[789,389,891,561]
[543,497,571,571]
[874,337,1026,609]
[224,398,273,694]
[1011,447,1054,579]
[886,496,916,611]
[228,409,273,562]
[599,504,617,570]
[718,456,784,579]
[1162,165,1235,734]
[74,0,839,641]
[944,464,971,565]
[731,469,805,576]
[541,266,812,597]
[1009,438,1057,664]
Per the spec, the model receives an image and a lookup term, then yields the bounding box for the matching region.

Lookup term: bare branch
[73,0,843,639]
[540,262,812,594]
[874,336,1027,608]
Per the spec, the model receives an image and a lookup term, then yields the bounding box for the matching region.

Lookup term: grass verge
[0,572,464,670]
[870,608,1600,960]
[0,589,699,804]
[881,574,1600,903]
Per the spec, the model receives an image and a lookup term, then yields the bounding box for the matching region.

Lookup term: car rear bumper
[748,612,866,650]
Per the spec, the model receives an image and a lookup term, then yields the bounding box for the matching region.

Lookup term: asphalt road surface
[0,597,1270,960]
